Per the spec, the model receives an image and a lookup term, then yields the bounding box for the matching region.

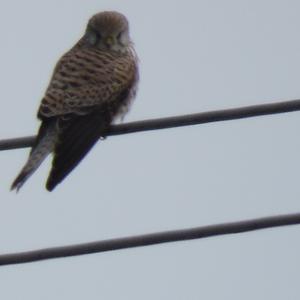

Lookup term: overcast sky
[0,0,300,299]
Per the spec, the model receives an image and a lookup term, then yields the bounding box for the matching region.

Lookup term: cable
[1,98,300,151]
[1,98,300,266]
[0,212,299,266]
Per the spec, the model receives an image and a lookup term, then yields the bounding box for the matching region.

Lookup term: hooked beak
[105,36,115,46]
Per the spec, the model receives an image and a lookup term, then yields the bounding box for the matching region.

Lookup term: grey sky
[0,0,300,299]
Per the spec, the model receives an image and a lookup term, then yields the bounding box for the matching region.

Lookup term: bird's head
[85,11,131,53]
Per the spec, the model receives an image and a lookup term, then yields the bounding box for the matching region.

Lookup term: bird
[11,11,139,192]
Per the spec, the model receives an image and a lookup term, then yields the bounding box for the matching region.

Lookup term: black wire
[0,213,299,266]
[1,98,300,151]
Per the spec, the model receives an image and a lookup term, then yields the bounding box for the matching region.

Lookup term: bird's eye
[96,32,102,40]
[117,31,123,40]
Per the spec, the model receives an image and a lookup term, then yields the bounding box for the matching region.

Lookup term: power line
[1,98,300,266]
[0,212,299,266]
[1,98,300,151]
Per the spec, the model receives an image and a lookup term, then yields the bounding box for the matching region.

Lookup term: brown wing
[41,46,137,191]
[46,109,109,191]
[38,47,137,118]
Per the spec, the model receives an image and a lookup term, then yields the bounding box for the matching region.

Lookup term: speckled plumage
[11,11,138,191]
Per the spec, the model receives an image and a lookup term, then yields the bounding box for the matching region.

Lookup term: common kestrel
[11,11,139,191]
